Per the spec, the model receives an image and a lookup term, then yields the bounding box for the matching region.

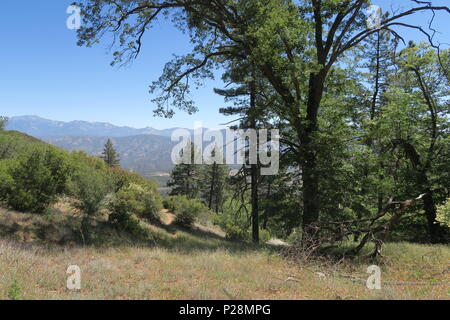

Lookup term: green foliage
[213,199,251,240]
[68,164,111,216]
[162,195,186,213]
[163,195,209,227]
[162,195,178,212]
[258,229,271,243]
[109,183,162,233]
[8,279,21,300]
[109,167,134,192]
[213,200,271,242]
[168,143,204,199]
[101,138,120,168]
[175,198,208,227]
[75,0,450,250]
[436,198,450,228]
[2,149,71,213]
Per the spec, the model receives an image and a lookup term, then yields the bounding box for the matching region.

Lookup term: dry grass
[0,238,448,300]
[0,204,448,300]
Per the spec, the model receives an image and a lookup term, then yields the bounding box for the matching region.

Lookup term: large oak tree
[76,0,449,240]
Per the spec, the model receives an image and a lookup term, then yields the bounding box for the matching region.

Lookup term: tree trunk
[301,72,325,242]
[81,215,91,245]
[251,163,259,243]
[249,77,259,243]
[395,139,440,243]
[420,184,439,243]
[263,180,271,230]
[301,155,320,238]
[208,163,217,210]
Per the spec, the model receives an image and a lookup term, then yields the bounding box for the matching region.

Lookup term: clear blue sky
[0,0,448,129]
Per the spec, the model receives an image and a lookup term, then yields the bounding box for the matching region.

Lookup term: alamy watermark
[66,5,81,30]
[366,265,382,290]
[171,122,280,175]
[66,265,81,290]
[367,5,382,30]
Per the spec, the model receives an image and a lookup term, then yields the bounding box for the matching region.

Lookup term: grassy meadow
[0,205,448,300]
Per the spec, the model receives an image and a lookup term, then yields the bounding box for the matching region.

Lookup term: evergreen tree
[203,145,228,213]
[216,61,273,243]
[168,142,203,199]
[101,138,120,168]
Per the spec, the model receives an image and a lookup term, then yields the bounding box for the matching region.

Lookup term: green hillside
[0,129,163,243]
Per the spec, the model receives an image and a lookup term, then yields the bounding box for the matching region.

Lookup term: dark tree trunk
[263,180,272,230]
[208,163,217,210]
[395,139,440,243]
[249,78,259,243]
[301,72,325,242]
[251,163,259,243]
[420,183,439,243]
[81,215,91,245]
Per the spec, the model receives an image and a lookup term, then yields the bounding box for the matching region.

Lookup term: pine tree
[216,61,272,243]
[101,139,120,168]
[203,145,228,213]
[167,142,203,199]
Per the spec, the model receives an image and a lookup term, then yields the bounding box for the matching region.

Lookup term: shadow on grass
[83,220,282,256]
[0,206,281,255]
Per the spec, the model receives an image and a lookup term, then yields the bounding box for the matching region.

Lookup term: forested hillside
[72,1,450,256]
[40,134,174,176]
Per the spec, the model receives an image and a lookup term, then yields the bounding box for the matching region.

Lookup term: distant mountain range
[7,116,185,137]
[6,116,233,179]
[6,116,188,178]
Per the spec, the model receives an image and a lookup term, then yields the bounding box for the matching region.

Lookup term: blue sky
[0,0,448,129]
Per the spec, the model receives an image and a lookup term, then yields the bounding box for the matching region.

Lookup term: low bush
[1,149,71,213]
[163,196,209,227]
[68,165,112,216]
[68,164,112,242]
[175,198,208,227]
[436,198,450,228]
[219,223,249,240]
[213,199,250,240]
[162,195,183,213]
[108,183,162,233]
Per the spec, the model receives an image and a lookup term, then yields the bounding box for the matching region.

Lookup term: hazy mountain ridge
[7,116,230,178]
[7,115,186,137]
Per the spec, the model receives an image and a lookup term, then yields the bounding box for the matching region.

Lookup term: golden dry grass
[0,204,448,300]
[0,238,448,300]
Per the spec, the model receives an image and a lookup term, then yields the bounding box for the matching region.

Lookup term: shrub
[0,135,16,159]
[174,198,209,227]
[162,195,186,213]
[8,279,21,300]
[2,149,71,213]
[220,223,249,240]
[109,167,133,192]
[68,164,112,243]
[259,229,272,243]
[109,183,162,232]
[0,160,14,202]
[436,198,450,228]
[162,195,209,227]
[162,197,173,210]
[213,199,251,240]
[69,165,111,215]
